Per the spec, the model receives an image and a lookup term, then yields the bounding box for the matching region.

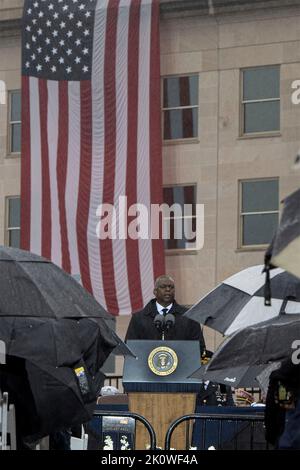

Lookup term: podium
[123,340,202,450]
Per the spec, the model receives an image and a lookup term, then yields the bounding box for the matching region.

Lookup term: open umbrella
[0,245,132,354]
[202,314,300,381]
[0,246,112,321]
[0,246,132,440]
[266,188,300,280]
[184,265,300,335]
[0,318,109,440]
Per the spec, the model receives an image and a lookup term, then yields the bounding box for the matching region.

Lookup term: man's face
[154,278,175,306]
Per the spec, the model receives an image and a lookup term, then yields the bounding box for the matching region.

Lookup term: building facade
[1,0,300,351]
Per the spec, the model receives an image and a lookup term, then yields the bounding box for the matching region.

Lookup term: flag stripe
[126,0,143,311]
[66,81,81,278]
[29,77,42,255]
[88,0,107,308]
[21,75,31,250]
[77,81,93,294]
[101,0,119,313]
[57,81,71,272]
[47,80,61,267]
[39,79,52,259]
[149,0,165,279]
[113,0,131,312]
[137,0,154,306]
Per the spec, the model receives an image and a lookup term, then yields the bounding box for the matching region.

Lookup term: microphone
[154,314,164,332]
[164,313,175,331]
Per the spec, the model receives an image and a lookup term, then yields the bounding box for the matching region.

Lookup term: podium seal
[148,346,178,376]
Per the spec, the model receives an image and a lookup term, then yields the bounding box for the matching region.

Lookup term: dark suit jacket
[125,299,206,355]
[265,360,300,446]
[196,382,234,406]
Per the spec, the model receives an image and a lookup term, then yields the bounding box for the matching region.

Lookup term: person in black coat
[265,359,300,448]
[0,356,41,450]
[195,351,234,407]
[196,381,234,406]
[125,275,206,355]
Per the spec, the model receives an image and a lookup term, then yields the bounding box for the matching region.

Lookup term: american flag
[21,0,165,315]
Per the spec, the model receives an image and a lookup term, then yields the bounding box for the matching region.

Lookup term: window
[163,185,197,250]
[239,179,279,247]
[163,75,198,140]
[6,196,20,248]
[9,90,21,153]
[241,66,280,135]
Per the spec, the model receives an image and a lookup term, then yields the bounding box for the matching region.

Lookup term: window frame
[163,183,198,253]
[5,195,21,248]
[162,73,199,143]
[238,178,279,249]
[240,65,280,137]
[8,89,21,155]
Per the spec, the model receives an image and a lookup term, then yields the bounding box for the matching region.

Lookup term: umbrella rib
[50,321,59,367]
[6,316,17,351]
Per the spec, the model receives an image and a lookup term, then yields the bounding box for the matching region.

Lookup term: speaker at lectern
[123,340,202,449]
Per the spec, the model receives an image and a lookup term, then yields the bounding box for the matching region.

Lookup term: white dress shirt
[156,302,173,315]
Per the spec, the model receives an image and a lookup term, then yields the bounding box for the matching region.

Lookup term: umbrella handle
[264,267,272,306]
[279,295,296,315]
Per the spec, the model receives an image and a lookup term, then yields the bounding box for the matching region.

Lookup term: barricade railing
[92,410,156,450]
[104,375,123,391]
[0,391,8,450]
[165,412,269,450]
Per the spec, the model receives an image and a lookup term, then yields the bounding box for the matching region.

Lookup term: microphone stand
[154,314,165,340]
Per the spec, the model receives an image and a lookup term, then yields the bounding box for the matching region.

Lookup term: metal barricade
[0,392,8,450]
[91,410,156,450]
[104,375,123,391]
[165,412,269,450]
[0,391,16,450]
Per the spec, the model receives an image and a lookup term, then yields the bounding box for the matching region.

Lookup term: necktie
[162,308,168,316]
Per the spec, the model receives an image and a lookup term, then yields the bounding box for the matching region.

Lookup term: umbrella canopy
[0,245,133,355]
[0,355,104,440]
[190,363,268,389]
[0,316,116,438]
[0,246,112,323]
[267,188,300,280]
[0,316,116,370]
[204,314,300,376]
[184,265,300,335]
[0,246,133,439]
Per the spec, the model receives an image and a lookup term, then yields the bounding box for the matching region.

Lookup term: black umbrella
[184,265,300,335]
[202,314,300,378]
[0,316,116,439]
[0,246,112,322]
[0,245,133,355]
[0,246,132,440]
[266,188,300,280]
